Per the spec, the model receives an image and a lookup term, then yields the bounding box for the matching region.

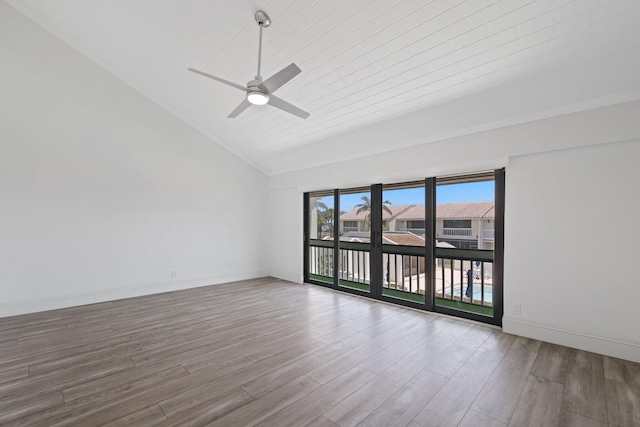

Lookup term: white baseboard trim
[0,270,270,318]
[503,316,640,363]
[269,269,302,284]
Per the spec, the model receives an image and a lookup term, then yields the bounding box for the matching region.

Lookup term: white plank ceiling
[6,0,640,174]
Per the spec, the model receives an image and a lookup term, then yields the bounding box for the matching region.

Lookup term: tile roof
[482,205,495,219]
[394,201,495,219]
[382,232,425,246]
[394,204,424,219]
[336,231,425,246]
[339,204,412,220]
[437,201,494,219]
[340,201,495,220]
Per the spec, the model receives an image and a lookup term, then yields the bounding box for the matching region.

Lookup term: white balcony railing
[483,229,495,240]
[442,228,472,237]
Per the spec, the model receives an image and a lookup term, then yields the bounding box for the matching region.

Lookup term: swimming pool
[444,285,492,303]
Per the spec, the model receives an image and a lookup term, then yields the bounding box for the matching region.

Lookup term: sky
[314,181,494,212]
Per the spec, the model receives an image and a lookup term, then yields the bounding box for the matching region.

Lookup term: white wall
[0,3,269,316]
[269,188,303,284]
[504,140,640,362]
[268,103,640,362]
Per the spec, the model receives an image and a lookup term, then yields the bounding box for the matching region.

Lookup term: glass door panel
[435,178,495,317]
[338,189,371,293]
[308,192,335,285]
[381,183,426,303]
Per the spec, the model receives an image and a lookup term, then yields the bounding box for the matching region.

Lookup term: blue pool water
[445,285,492,303]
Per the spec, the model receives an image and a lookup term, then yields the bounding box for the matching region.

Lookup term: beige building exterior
[310,201,496,293]
[338,201,495,250]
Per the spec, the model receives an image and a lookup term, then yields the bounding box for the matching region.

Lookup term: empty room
[1,1,639,426]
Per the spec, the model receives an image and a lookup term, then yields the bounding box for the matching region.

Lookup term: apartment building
[338,201,495,250]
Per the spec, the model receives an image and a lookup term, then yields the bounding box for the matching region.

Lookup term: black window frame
[304,170,504,326]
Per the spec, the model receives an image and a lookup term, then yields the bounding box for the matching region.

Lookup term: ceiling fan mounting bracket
[255,10,271,28]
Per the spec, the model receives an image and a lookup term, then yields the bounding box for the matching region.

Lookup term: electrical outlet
[513,304,521,316]
[171,270,177,279]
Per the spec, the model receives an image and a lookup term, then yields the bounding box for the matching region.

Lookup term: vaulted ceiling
[6,0,640,175]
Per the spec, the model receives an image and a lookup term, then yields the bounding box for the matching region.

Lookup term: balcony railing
[435,248,493,312]
[382,245,424,300]
[483,229,495,240]
[308,244,334,284]
[442,228,472,237]
[338,243,370,286]
[308,239,494,314]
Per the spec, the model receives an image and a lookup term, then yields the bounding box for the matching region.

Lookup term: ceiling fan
[188,10,309,119]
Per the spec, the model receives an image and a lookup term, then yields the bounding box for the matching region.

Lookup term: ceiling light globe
[247,91,269,105]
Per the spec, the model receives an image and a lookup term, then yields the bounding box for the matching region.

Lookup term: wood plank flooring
[1,277,639,426]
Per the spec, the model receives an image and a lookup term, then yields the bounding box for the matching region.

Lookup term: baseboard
[0,270,270,318]
[270,269,302,284]
[503,316,640,363]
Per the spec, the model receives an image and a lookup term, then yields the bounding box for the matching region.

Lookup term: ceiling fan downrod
[254,10,271,78]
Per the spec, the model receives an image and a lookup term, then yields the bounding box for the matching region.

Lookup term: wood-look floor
[1,277,639,427]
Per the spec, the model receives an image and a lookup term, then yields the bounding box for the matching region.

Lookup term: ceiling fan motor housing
[247,78,269,105]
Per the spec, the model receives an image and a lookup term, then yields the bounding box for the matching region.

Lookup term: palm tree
[354,196,392,231]
[314,199,333,237]
[315,199,328,211]
[317,207,334,237]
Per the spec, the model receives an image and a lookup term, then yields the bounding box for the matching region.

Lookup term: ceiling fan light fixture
[247,89,269,105]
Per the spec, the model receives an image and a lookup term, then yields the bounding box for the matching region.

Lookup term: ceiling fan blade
[267,95,310,119]
[261,63,301,93]
[188,68,246,91]
[228,99,252,118]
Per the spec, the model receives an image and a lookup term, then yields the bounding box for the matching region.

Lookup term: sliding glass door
[304,170,504,326]
[306,191,335,286]
[432,173,501,322]
[380,181,427,304]
[337,188,372,293]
